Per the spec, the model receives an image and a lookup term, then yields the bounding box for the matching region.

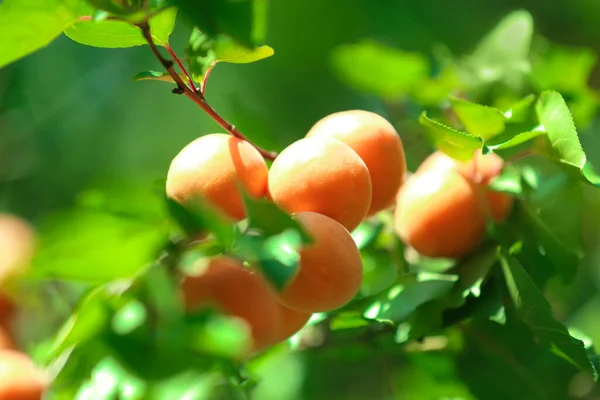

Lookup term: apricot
[394,168,488,259]
[306,110,406,215]
[270,211,363,313]
[0,326,15,350]
[0,350,48,400]
[272,303,312,345]
[180,255,281,352]
[0,214,35,285]
[268,137,372,232]
[166,134,269,221]
[417,150,513,222]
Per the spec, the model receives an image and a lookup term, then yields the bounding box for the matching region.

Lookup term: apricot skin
[180,256,281,352]
[268,137,372,232]
[272,304,312,345]
[272,211,363,313]
[0,350,48,400]
[417,151,513,222]
[306,110,406,216]
[166,134,269,221]
[0,214,35,284]
[394,168,488,259]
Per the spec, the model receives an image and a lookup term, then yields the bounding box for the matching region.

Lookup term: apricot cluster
[393,151,513,258]
[166,110,407,353]
[166,109,514,354]
[0,214,48,400]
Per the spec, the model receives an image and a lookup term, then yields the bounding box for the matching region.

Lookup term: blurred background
[2,0,600,398]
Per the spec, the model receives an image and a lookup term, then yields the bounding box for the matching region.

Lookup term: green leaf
[535,90,586,168]
[531,43,597,93]
[449,96,506,139]
[185,29,273,82]
[418,112,483,161]
[366,273,457,323]
[330,40,430,100]
[504,94,536,123]
[486,126,546,151]
[461,10,533,88]
[64,7,177,48]
[498,249,593,373]
[132,70,190,84]
[241,194,310,241]
[32,209,169,283]
[0,0,91,68]
[518,204,580,283]
[48,286,112,360]
[166,197,236,248]
[172,0,267,47]
[233,230,302,290]
[213,36,274,63]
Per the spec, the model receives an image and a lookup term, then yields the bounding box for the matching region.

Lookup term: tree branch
[137,22,278,161]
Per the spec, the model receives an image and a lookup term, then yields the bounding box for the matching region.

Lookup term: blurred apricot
[0,350,48,400]
[0,326,15,351]
[180,255,281,352]
[0,295,14,324]
[268,137,372,232]
[417,150,513,222]
[394,168,488,258]
[272,303,312,345]
[306,110,406,215]
[271,211,363,313]
[166,134,269,221]
[0,214,35,285]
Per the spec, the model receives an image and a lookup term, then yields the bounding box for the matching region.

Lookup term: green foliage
[185,28,274,82]
[330,40,430,101]
[0,0,92,68]
[418,112,483,161]
[3,3,600,400]
[64,7,177,48]
[499,249,593,373]
[170,0,268,47]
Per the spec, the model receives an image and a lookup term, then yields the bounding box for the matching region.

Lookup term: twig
[201,61,217,94]
[165,45,198,95]
[137,21,278,161]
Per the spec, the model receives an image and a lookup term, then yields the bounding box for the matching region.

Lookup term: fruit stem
[137,22,278,161]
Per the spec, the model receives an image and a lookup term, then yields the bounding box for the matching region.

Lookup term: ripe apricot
[306,110,406,216]
[0,350,48,400]
[166,134,269,221]
[0,326,15,351]
[180,255,281,352]
[0,214,35,285]
[270,211,363,313]
[268,137,372,232]
[272,303,312,345]
[394,168,488,259]
[0,295,14,324]
[417,151,513,222]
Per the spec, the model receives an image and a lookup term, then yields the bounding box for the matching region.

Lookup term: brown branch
[137,22,278,161]
[165,44,198,95]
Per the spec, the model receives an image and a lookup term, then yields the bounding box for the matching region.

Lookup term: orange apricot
[417,150,513,222]
[394,167,488,259]
[0,325,15,351]
[272,303,312,345]
[166,134,269,221]
[0,214,35,285]
[180,255,281,352]
[306,110,406,215]
[0,350,48,400]
[268,137,372,232]
[270,211,363,313]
